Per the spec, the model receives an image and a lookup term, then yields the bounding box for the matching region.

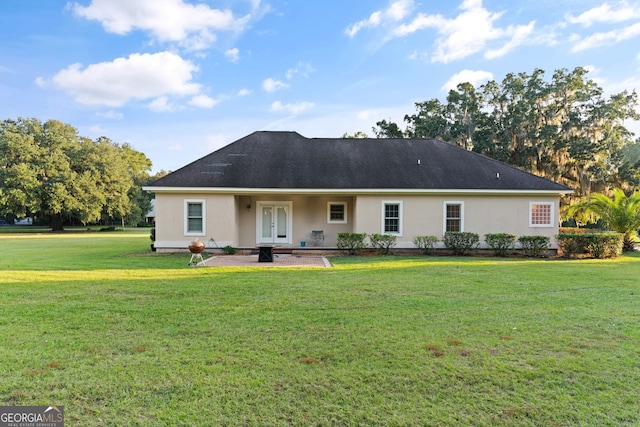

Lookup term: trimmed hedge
[413,235,438,255]
[336,232,368,255]
[443,231,479,255]
[369,233,397,255]
[556,232,623,259]
[485,233,516,257]
[518,236,550,258]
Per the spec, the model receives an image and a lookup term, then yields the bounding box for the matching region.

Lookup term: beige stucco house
[144,131,573,252]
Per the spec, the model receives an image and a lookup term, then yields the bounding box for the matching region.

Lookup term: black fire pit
[258,246,274,262]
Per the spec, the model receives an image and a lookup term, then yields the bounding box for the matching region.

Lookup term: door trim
[256,201,293,244]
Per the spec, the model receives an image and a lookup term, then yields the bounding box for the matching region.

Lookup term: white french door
[257,202,292,244]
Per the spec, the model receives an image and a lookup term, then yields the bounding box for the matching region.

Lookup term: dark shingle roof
[150,131,573,192]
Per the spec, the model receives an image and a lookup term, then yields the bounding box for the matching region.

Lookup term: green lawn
[1,230,639,426]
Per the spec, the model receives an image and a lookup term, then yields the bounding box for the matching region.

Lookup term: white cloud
[441,69,493,92]
[346,11,383,37]
[387,0,414,20]
[97,110,124,120]
[285,62,315,80]
[392,11,441,37]
[72,0,251,51]
[392,0,535,63]
[406,50,429,61]
[566,2,640,52]
[225,48,240,63]
[237,88,252,96]
[189,94,218,108]
[270,101,314,114]
[148,96,178,112]
[583,64,600,74]
[566,1,640,27]
[346,0,414,37]
[89,125,108,134]
[48,52,201,107]
[484,21,535,59]
[356,109,384,121]
[571,22,640,52]
[262,78,290,92]
[34,77,47,87]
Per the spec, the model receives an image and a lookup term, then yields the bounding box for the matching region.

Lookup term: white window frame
[443,201,464,234]
[529,202,554,228]
[327,202,347,224]
[184,199,206,236]
[381,201,403,236]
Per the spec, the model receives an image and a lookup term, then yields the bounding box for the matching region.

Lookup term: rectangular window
[444,202,464,233]
[383,201,402,235]
[327,202,347,223]
[530,202,554,227]
[185,200,205,235]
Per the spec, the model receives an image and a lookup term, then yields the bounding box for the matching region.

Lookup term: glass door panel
[276,206,288,239]
[261,206,273,240]
[257,203,291,244]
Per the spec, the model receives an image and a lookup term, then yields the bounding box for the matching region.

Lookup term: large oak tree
[0,118,152,230]
[373,67,640,197]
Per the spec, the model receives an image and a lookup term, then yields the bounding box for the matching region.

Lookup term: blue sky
[1,0,639,173]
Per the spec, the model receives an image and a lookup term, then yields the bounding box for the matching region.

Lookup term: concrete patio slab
[198,254,332,268]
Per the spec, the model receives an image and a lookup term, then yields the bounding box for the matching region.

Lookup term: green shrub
[150,228,156,242]
[443,231,479,255]
[485,233,516,257]
[556,232,623,259]
[369,233,397,255]
[221,245,237,255]
[587,233,623,259]
[336,232,368,255]
[518,235,550,257]
[413,235,438,255]
[555,233,585,258]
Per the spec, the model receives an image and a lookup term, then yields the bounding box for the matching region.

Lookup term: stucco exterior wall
[354,194,560,247]
[153,192,561,250]
[154,193,238,250]
[236,194,353,247]
[154,193,354,250]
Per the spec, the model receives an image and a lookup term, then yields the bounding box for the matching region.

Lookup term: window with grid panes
[384,202,400,234]
[530,203,553,227]
[445,203,462,232]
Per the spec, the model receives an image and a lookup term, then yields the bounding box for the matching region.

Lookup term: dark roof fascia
[144,186,574,196]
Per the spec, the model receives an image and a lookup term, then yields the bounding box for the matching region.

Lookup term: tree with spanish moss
[372,67,640,197]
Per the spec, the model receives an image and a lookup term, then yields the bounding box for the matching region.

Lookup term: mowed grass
[1,231,639,426]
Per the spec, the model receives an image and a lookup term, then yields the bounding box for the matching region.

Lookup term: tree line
[0,117,163,231]
[366,67,640,197]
